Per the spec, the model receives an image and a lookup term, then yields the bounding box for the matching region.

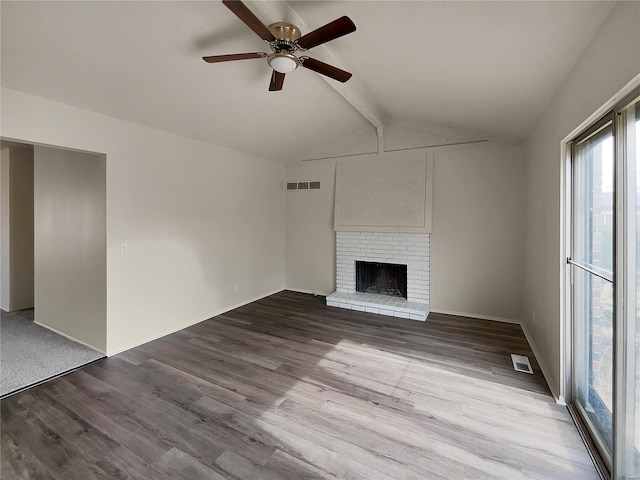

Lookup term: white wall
[0,149,9,310]
[523,1,640,399]
[9,147,34,310]
[431,145,525,321]
[34,146,106,351]
[1,87,285,355]
[0,147,35,311]
[285,160,337,295]
[285,143,526,321]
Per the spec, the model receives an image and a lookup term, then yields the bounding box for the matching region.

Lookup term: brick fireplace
[327,153,433,321]
[326,232,430,320]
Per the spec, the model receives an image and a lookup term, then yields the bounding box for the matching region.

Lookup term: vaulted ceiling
[1,1,614,162]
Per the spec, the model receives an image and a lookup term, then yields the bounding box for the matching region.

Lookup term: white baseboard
[285,288,332,297]
[520,322,564,405]
[106,288,285,357]
[34,321,105,354]
[7,304,35,312]
[429,309,520,325]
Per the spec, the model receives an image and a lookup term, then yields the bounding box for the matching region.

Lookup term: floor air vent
[510,354,533,374]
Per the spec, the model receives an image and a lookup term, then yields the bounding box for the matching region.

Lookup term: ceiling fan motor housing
[269,22,301,52]
[268,22,301,48]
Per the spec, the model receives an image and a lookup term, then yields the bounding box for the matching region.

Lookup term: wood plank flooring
[1,291,598,479]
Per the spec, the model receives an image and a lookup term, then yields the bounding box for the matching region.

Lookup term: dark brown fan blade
[222,0,275,42]
[296,16,355,50]
[301,57,352,83]
[203,52,266,63]
[269,71,285,91]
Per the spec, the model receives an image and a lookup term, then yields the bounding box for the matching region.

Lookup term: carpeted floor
[0,309,105,397]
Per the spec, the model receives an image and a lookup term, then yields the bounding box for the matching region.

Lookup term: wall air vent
[287,181,320,191]
[511,354,533,374]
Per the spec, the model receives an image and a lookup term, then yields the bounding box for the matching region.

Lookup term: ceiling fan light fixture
[207,1,356,91]
[267,52,299,73]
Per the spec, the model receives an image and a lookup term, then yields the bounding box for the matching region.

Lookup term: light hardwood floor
[1,291,598,479]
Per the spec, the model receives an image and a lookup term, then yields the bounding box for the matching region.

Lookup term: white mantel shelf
[326,291,429,321]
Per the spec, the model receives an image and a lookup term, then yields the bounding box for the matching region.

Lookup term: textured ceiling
[1,1,614,162]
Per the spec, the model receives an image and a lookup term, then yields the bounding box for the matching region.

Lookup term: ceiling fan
[203,0,356,91]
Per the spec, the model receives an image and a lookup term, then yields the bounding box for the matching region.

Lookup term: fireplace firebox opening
[355,261,408,299]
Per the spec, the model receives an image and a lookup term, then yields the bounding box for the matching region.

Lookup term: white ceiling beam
[247,0,386,154]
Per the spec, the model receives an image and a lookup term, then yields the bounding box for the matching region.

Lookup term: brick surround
[327,232,430,320]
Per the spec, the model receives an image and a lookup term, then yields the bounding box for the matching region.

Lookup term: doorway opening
[0,139,107,398]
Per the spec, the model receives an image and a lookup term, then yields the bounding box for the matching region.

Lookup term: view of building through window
[591,135,613,414]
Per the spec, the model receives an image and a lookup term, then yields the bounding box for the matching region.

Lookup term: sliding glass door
[571,118,615,465]
[569,90,640,479]
[615,95,640,479]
